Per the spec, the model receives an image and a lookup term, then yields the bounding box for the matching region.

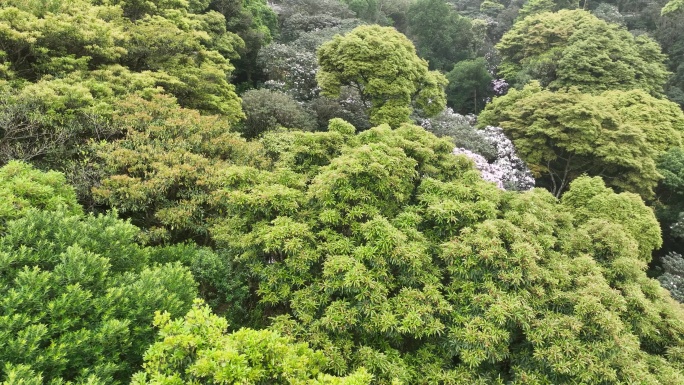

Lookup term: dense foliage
[205,121,684,383]
[317,25,447,127]
[479,82,684,197]
[4,0,684,383]
[497,10,670,94]
[0,165,199,384]
[132,300,372,384]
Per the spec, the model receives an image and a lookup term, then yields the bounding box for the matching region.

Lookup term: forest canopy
[3,0,684,384]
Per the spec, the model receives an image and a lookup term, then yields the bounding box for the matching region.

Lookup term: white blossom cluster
[658,252,684,302]
[259,43,320,101]
[417,107,471,131]
[453,147,506,189]
[420,109,535,191]
[477,126,536,191]
[491,78,509,96]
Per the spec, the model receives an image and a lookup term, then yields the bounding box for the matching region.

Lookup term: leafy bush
[0,209,198,384]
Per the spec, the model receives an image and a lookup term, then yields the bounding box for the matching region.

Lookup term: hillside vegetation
[3,0,684,384]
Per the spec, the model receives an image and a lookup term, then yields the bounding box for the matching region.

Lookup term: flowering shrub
[258,43,320,101]
[453,147,506,188]
[479,125,535,191]
[658,252,684,302]
[491,78,509,96]
[418,108,496,159]
[421,109,535,191]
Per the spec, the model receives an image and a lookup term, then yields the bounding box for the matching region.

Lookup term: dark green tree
[407,0,475,72]
[445,58,493,114]
[239,88,317,138]
[210,0,279,86]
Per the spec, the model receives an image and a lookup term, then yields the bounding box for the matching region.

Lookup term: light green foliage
[663,0,684,15]
[210,122,473,382]
[259,118,356,176]
[440,178,684,384]
[516,0,578,21]
[93,94,266,244]
[94,0,212,20]
[0,2,127,80]
[497,10,669,95]
[132,300,373,384]
[0,208,198,384]
[478,82,684,197]
[0,161,82,228]
[479,0,504,16]
[240,88,317,138]
[407,0,474,72]
[0,68,163,167]
[0,0,244,121]
[445,58,493,114]
[561,176,662,261]
[207,120,684,383]
[122,10,245,118]
[317,25,447,127]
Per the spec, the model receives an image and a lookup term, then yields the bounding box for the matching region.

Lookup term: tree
[497,10,670,95]
[0,161,82,228]
[317,25,447,127]
[653,147,684,260]
[516,0,578,21]
[478,82,684,197]
[445,58,493,114]
[658,252,684,302]
[418,107,497,159]
[663,0,684,15]
[407,0,474,72]
[258,12,360,101]
[0,1,245,118]
[0,207,198,384]
[239,89,316,138]
[92,94,266,245]
[121,12,245,119]
[277,0,356,43]
[417,109,535,191]
[206,120,684,383]
[656,10,684,108]
[209,0,279,86]
[473,125,535,191]
[340,0,414,27]
[131,300,373,384]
